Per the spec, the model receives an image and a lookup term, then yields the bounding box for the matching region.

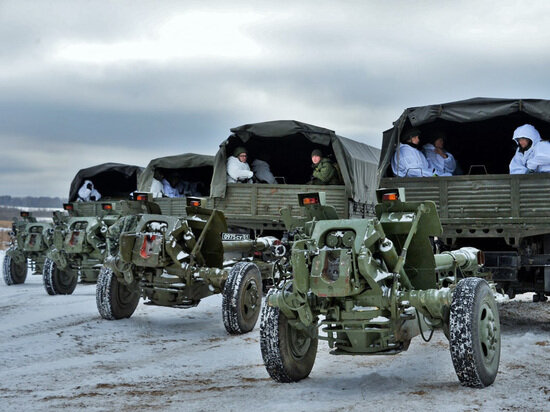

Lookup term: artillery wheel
[260,288,318,382]
[96,266,140,320]
[43,258,78,295]
[222,262,262,334]
[3,250,27,285]
[450,277,500,388]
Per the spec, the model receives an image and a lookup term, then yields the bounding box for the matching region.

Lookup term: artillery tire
[3,250,27,285]
[222,262,262,334]
[42,258,78,295]
[260,288,318,382]
[96,266,140,320]
[450,277,500,388]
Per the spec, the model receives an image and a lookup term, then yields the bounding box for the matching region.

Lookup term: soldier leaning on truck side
[526,129,550,173]
[391,128,436,177]
[422,132,457,176]
[308,149,341,185]
[161,175,185,198]
[528,141,550,173]
[509,124,541,174]
[251,158,277,184]
[227,147,254,183]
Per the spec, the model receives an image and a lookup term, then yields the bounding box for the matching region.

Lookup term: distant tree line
[0,196,66,208]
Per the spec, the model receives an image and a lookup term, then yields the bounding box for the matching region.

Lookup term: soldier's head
[401,128,421,146]
[513,124,540,152]
[430,131,446,149]
[233,147,248,163]
[311,149,322,165]
[166,174,179,188]
[517,138,530,149]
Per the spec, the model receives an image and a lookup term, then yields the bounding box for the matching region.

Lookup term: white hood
[513,124,541,148]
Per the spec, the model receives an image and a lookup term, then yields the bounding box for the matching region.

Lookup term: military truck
[209,120,380,233]
[378,98,550,301]
[96,196,285,334]
[3,211,54,285]
[44,163,143,295]
[260,190,500,388]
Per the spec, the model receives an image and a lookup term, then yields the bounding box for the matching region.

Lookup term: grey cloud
[2,0,550,196]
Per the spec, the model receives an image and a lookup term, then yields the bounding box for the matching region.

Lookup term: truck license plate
[222,233,250,241]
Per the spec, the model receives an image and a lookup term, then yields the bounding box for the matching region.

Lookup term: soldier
[161,176,184,198]
[77,180,102,201]
[252,158,276,184]
[391,128,435,177]
[309,149,340,185]
[227,147,254,183]
[422,132,457,176]
[510,124,541,173]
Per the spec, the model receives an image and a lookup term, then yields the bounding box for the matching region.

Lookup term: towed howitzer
[3,211,54,285]
[42,200,145,295]
[97,195,285,334]
[260,188,500,388]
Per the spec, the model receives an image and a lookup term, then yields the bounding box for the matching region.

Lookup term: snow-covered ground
[1,249,548,412]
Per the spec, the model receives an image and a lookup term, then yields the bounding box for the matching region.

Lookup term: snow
[188,215,206,222]
[374,268,392,282]
[148,222,167,231]
[0,249,549,411]
[388,212,415,222]
[370,316,390,322]
[353,305,379,311]
[176,251,189,260]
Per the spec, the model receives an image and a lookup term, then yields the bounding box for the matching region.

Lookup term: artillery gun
[96,195,285,334]
[3,211,53,285]
[260,189,501,388]
[43,162,143,295]
[44,199,151,295]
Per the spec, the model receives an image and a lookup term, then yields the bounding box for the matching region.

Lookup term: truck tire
[42,258,78,295]
[260,288,318,382]
[3,250,27,285]
[96,266,140,320]
[222,262,262,334]
[450,277,500,388]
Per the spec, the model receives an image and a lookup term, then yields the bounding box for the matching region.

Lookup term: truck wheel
[450,277,500,388]
[42,258,78,295]
[96,266,140,320]
[260,288,318,382]
[3,251,27,285]
[222,262,262,334]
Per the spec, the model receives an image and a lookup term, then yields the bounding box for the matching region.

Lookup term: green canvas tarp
[137,153,214,194]
[69,163,144,202]
[378,97,550,181]
[211,120,380,204]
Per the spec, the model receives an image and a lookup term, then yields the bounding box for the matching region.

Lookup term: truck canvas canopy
[69,163,144,202]
[378,97,550,181]
[137,153,214,197]
[211,120,380,204]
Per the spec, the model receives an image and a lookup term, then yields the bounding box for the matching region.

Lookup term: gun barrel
[434,247,484,272]
[222,236,279,253]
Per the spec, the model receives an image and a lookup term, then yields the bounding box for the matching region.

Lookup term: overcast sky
[2,0,550,197]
